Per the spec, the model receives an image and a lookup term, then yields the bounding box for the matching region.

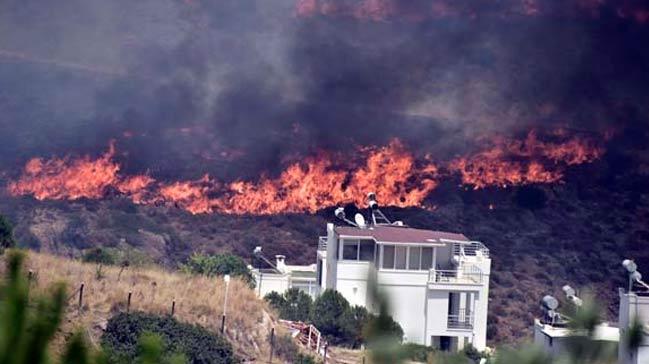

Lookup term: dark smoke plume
[1,0,648,182]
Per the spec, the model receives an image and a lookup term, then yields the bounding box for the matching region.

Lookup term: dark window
[421,247,433,269]
[382,245,395,269]
[408,247,421,270]
[395,246,407,269]
[359,241,375,262]
[343,241,358,260]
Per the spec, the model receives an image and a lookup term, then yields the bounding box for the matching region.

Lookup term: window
[395,246,407,269]
[408,247,421,270]
[359,241,375,261]
[382,245,395,269]
[422,247,433,269]
[342,240,359,260]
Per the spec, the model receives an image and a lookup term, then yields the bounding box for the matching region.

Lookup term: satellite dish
[334,207,346,220]
[354,213,366,228]
[562,285,576,297]
[623,259,637,273]
[542,295,559,310]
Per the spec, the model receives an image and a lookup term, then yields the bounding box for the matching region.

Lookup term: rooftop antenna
[334,207,358,227]
[367,192,392,225]
[562,285,583,308]
[623,259,649,292]
[541,295,561,325]
[252,246,280,273]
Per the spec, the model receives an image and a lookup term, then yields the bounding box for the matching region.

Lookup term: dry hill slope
[0,250,281,362]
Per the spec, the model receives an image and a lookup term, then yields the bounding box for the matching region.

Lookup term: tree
[0,215,15,253]
[264,288,313,322]
[180,253,254,287]
[311,290,355,346]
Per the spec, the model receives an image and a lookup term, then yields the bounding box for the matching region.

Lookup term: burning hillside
[7,130,605,215]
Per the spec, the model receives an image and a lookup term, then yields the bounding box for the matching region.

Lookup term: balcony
[447,309,473,330]
[429,265,484,285]
[452,241,489,258]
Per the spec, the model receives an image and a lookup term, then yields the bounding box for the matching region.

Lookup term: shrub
[82,247,117,265]
[101,312,238,364]
[271,333,318,364]
[311,290,354,346]
[0,215,15,253]
[264,288,313,322]
[180,253,254,287]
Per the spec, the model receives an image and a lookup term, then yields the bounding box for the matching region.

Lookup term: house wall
[255,273,290,298]
[336,261,372,307]
[618,290,649,364]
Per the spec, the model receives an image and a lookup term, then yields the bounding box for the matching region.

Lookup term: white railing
[453,241,489,258]
[448,309,474,330]
[318,236,327,251]
[429,265,483,284]
[279,319,327,357]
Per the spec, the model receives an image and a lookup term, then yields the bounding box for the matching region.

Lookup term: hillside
[0,250,280,361]
[2,153,648,345]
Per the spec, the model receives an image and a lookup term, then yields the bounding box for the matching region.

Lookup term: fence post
[268,327,275,364]
[78,282,85,310]
[171,299,176,316]
[127,291,132,313]
[323,344,328,364]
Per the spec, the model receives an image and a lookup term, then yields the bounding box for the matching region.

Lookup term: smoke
[1,0,648,183]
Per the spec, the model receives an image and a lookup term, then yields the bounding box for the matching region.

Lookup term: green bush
[311,290,353,345]
[180,253,254,287]
[264,288,313,322]
[101,311,238,364]
[0,250,174,364]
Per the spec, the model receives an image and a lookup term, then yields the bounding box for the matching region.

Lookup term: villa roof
[334,225,468,244]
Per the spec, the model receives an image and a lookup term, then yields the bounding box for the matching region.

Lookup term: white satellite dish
[354,213,367,228]
[542,295,559,310]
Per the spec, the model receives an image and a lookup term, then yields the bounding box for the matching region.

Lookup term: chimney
[275,255,287,273]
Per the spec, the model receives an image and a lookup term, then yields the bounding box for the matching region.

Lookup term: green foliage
[0,251,195,364]
[0,215,16,254]
[264,288,313,322]
[82,248,117,265]
[101,311,238,364]
[180,253,254,287]
[311,290,353,346]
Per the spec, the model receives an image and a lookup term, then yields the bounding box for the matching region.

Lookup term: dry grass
[1,250,282,362]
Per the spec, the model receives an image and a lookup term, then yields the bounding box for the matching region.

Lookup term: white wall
[382,284,428,344]
[619,290,649,364]
[336,261,371,307]
[255,273,290,298]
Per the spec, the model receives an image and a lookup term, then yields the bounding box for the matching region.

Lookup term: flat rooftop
[334,225,469,245]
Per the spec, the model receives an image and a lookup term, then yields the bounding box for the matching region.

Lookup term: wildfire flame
[448,130,604,189]
[6,131,604,215]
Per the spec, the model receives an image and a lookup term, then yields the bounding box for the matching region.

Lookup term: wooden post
[323,344,328,364]
[221,314,226,334]
[127,291,132,313]
[171,300,176,316]
[268,328,275,364]
[78,283,85,310]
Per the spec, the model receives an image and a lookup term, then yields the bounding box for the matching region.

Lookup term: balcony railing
[452,241,490,258]
[429,264,484,285]
[448,309,473,330]
[318,236,327,251]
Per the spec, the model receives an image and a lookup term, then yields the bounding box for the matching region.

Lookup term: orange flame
[6,131,605,215]
[448,130,604,189]
[8,142,121,200]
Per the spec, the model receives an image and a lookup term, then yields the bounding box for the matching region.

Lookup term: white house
[317,222,491,351]
[252,194,491,352]
[533,259,649,364]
